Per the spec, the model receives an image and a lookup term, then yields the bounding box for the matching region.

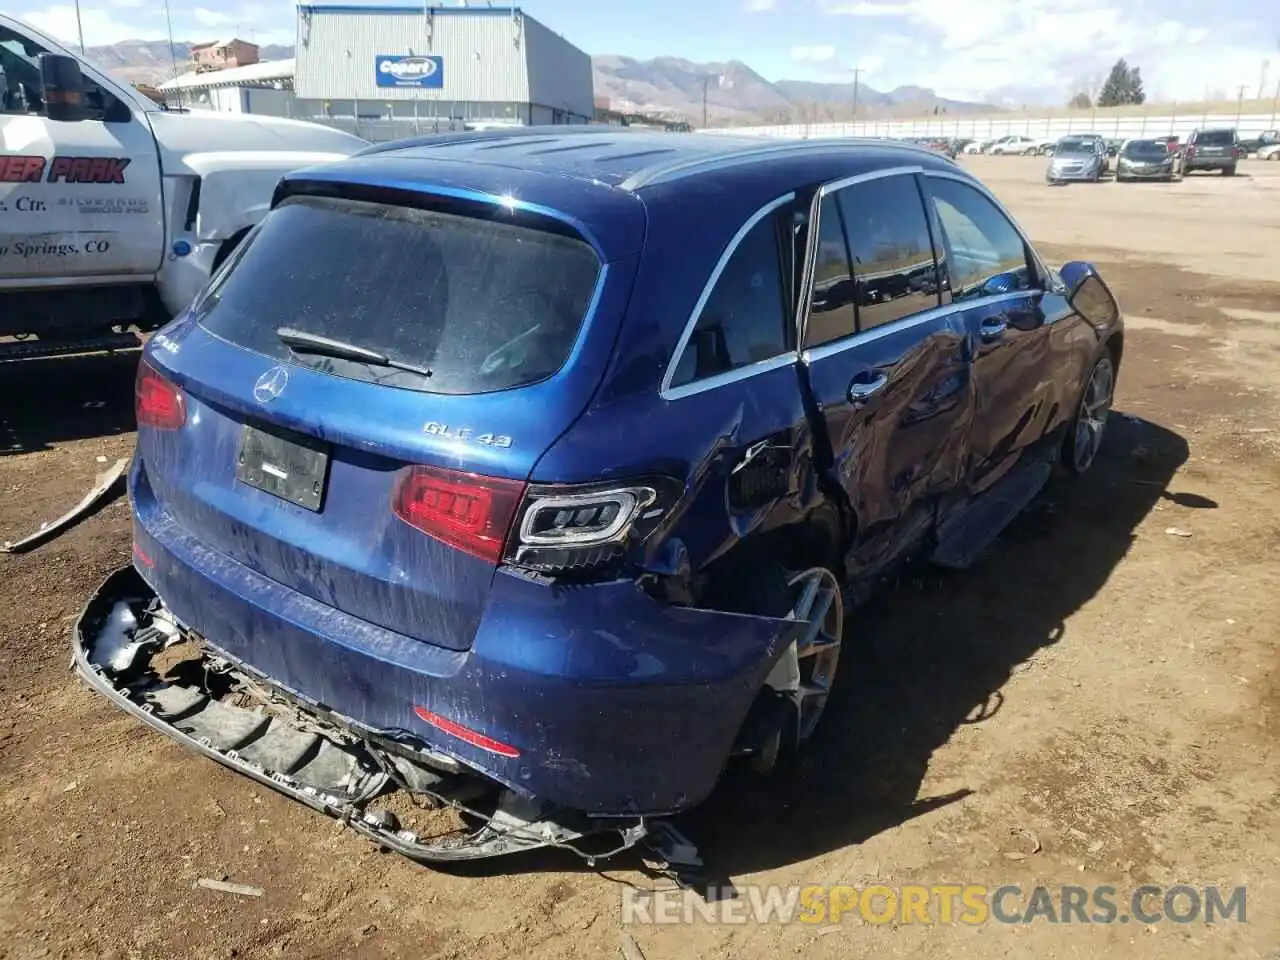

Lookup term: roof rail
[355,125,640,159]
[620,135,951,190]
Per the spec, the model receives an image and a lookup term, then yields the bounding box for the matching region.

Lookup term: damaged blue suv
[76,129,1123,867]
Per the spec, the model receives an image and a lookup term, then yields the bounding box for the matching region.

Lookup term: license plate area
[236,422,330,512]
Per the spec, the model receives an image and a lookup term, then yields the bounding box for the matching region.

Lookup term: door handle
[848,372,888,402]
[980,317,1009,342]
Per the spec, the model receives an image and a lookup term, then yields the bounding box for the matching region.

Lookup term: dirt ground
[2,156,1278,960]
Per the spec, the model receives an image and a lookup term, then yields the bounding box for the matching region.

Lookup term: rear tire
[717,559,844,774]
[1224,165,1237,176]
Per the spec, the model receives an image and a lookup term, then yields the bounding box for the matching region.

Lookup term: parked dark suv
[77,130,1125,867]
[1182,127,1242,175]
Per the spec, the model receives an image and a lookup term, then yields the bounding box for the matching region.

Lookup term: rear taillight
[135,361,186,430]
[504,478,680,574]
[1185,146,1195,157]
[394,466,682,575]
[393,465,525,564]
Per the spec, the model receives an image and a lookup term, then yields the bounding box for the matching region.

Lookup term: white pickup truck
[1,14,366,359]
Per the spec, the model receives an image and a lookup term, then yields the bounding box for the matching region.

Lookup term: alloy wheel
[1072,356,1115,472]
[777,567,844,741]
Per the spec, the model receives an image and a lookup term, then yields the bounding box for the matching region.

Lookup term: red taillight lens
[135,361,186,430]
[393,465,525,563]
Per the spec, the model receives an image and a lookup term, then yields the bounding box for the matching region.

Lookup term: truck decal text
[0,237,112,259]
[0,155,131,184]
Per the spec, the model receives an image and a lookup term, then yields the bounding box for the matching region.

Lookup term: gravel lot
[2,155,1278,960]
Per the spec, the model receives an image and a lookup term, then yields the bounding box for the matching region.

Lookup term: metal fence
[708,110,1280,143]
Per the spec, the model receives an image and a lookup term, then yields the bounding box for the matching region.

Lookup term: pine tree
[1127,66,1146,105]
[1069,91,1092,109]
[1098,58,1130,107]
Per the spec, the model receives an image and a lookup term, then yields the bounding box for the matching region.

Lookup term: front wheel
[1062,354,1115,474]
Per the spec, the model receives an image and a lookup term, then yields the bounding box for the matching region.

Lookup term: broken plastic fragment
[91,601,140,673]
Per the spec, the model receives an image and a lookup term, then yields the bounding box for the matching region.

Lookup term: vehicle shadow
[0,350,140,456]
[677,411,1190,878]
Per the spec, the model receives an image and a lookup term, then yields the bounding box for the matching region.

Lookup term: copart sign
[375,55,444,89]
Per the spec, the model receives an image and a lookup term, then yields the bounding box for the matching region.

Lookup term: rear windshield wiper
[276,327,432,378]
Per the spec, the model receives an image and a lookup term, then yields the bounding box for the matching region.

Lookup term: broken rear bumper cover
[74,567,658,862]
[75,489,803,854]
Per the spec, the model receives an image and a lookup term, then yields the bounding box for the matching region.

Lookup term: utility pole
[702,72,726,128]
[1259,60,1270,101]
[163,0,180,79]
[73,0,85,53]
[850,65,863,123]
[1236,84,1247,126]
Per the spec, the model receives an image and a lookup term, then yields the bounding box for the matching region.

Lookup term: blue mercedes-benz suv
[76,129,1123,866]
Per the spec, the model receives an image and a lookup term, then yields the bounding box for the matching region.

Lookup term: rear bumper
[125,461,804,816]
[1182,157,1234,170]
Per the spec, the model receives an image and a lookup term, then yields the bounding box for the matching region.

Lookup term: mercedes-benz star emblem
[253,365,289,404]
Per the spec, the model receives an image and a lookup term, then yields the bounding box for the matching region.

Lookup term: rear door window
[803,194,858,348]
[834,174,941,331]
[194,195,602,395]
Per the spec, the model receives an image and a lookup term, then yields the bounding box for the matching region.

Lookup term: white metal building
[157,59,297,117]
[293,4,595,128]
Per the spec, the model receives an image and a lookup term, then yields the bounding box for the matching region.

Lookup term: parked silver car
[1046,136,1105,183]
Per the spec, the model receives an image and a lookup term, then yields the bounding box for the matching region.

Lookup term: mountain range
[84,41,997,123]
[85,41,294,87]
[592,56,996,122]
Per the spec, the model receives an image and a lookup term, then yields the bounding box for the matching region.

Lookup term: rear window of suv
[193,195,602,395]
[1195,130,1235,146]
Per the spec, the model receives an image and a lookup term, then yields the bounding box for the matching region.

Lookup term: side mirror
[1060,261,1119,327]
[39,53,85,123]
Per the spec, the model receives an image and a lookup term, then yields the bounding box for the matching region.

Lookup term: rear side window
[926,178,1034,301]
[194,196,602,395]
[804,194,857,348]
[669,210,789,389]
[835,174,941,331]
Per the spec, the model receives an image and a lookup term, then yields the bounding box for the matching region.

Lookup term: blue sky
[17,0,1280,104]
